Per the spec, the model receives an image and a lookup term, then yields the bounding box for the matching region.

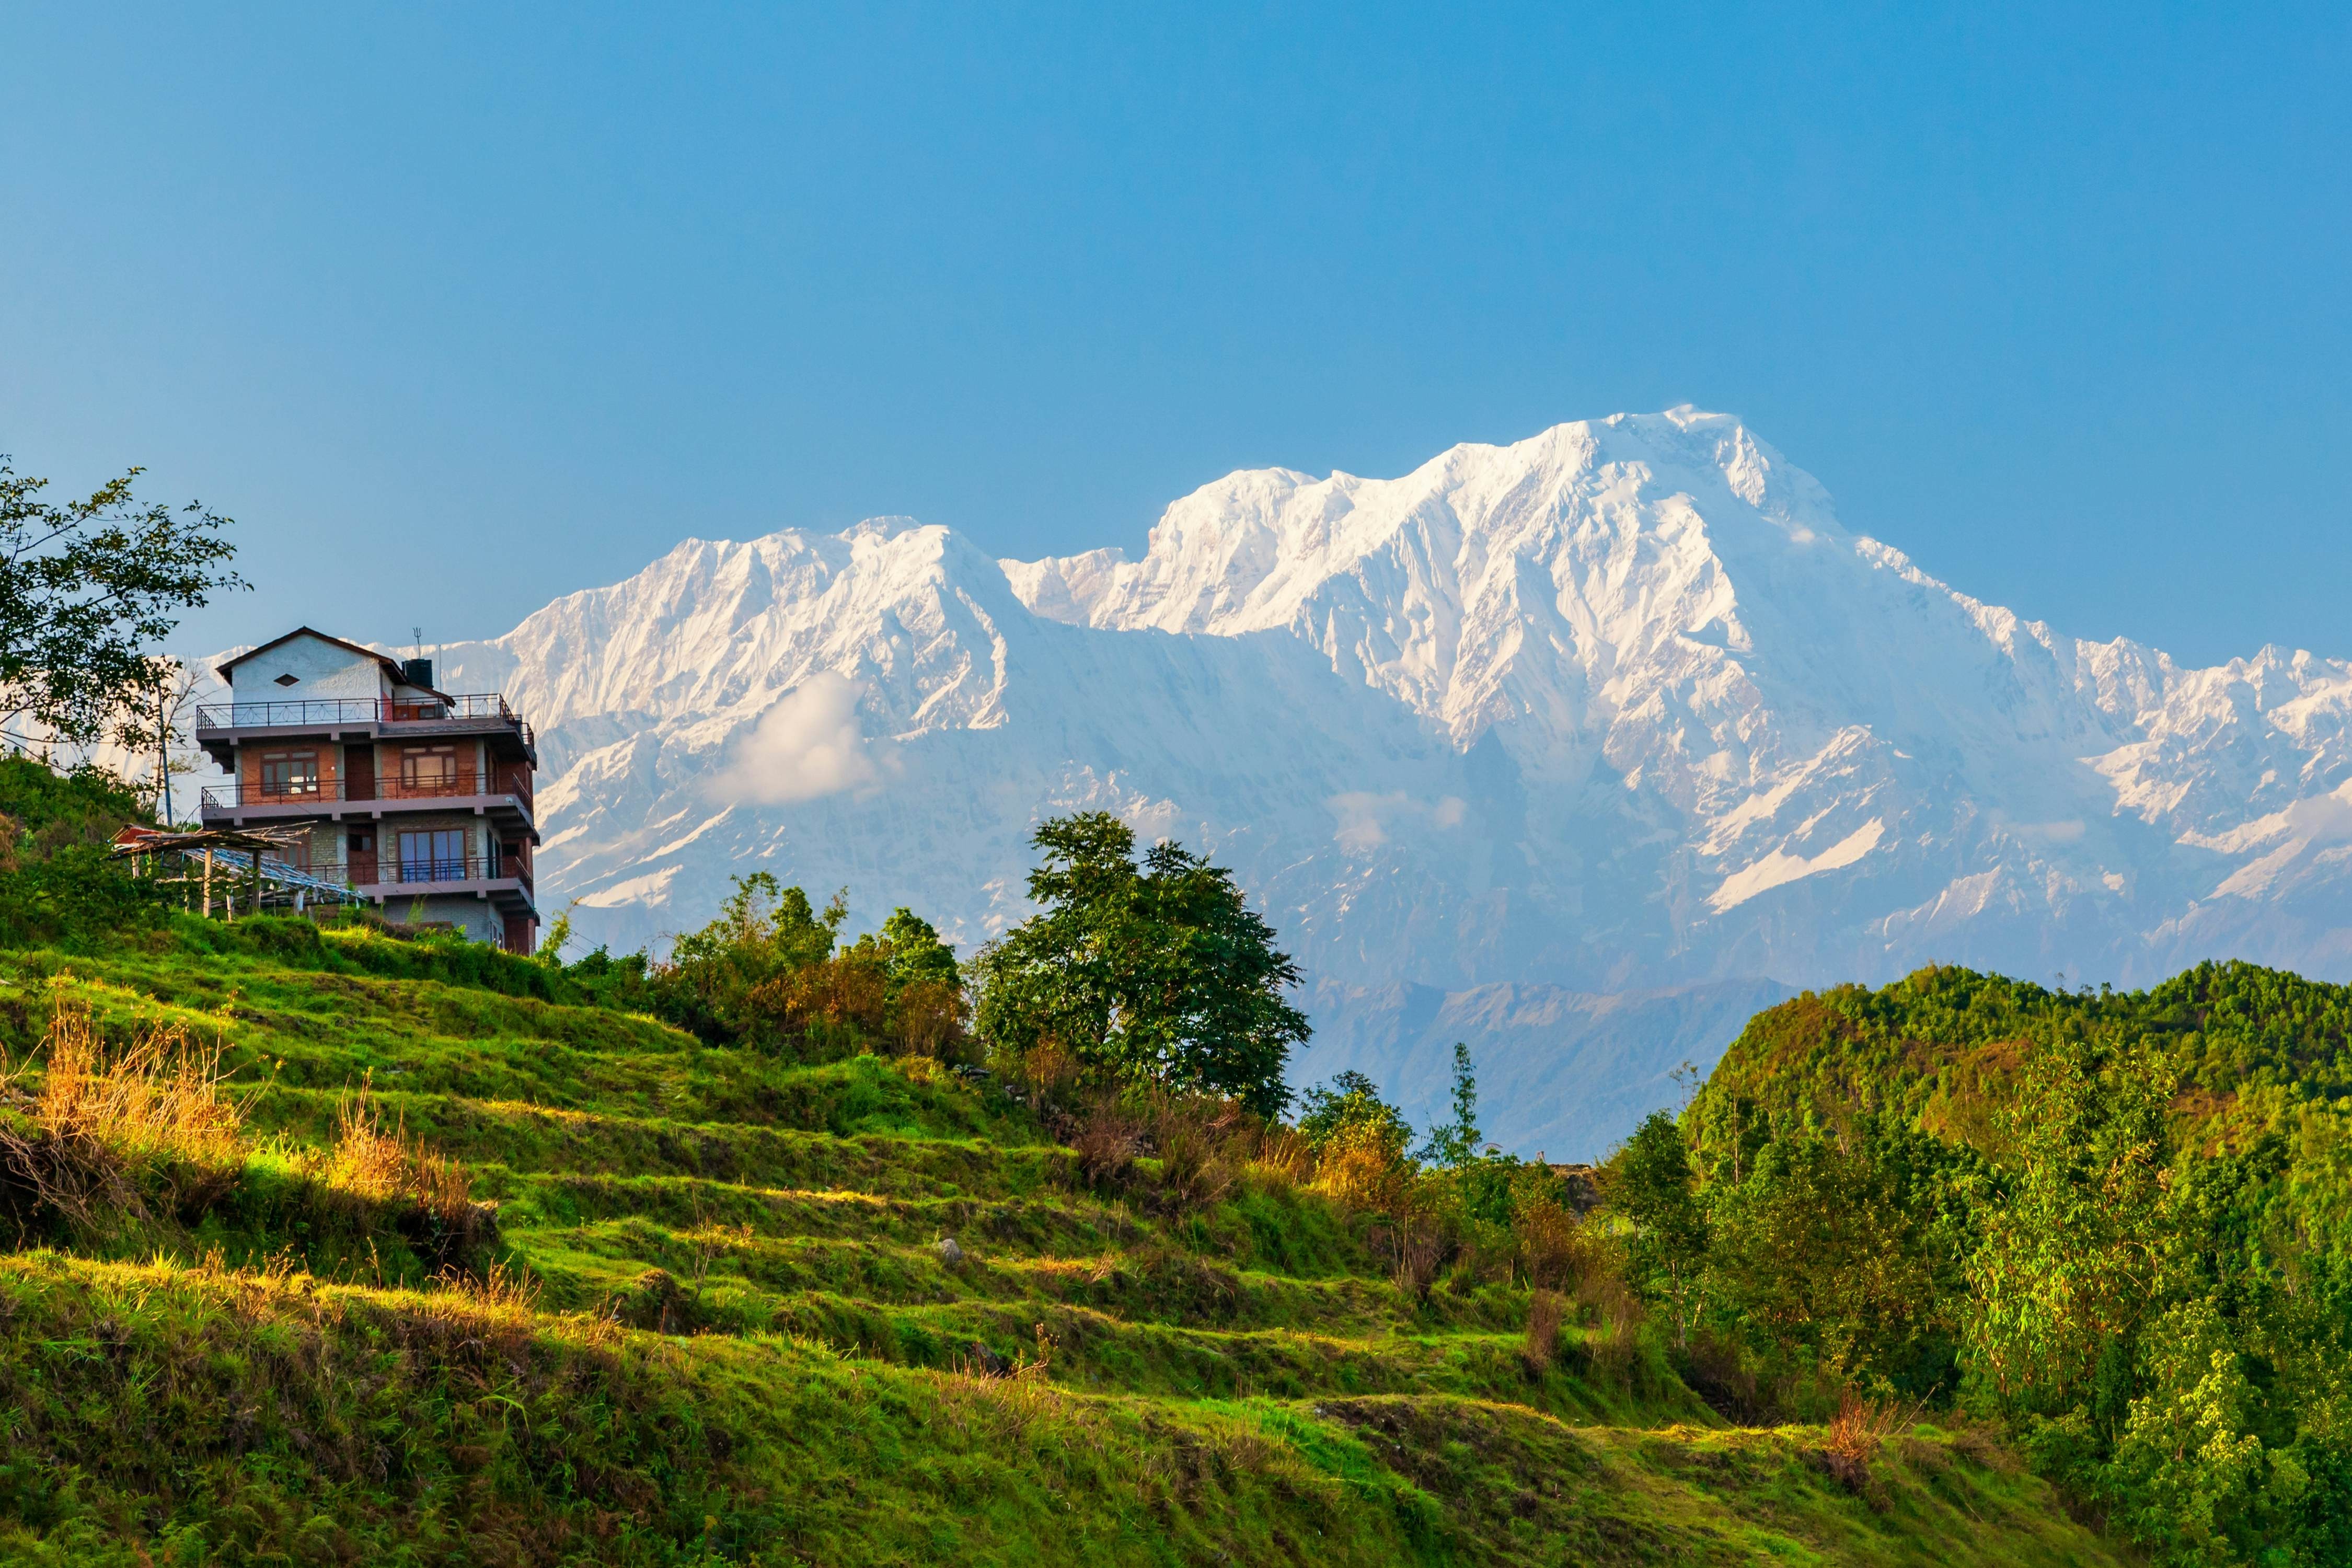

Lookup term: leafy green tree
[838,906,970,1056]
[1704,1118,1977,1392]
[1,459,244,747]
[972,812,1308,1115]
[1966,1036,2181,1416]
[1419,1042,1484,1168]
[1615,1110,1710,1347]
[2106,1299,2274,1566]
[657,872,844,1044]
[1297,1070,1415,1155]
[871,907,961,993]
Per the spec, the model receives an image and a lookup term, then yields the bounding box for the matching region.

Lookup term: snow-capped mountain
[407,408,2352,1151]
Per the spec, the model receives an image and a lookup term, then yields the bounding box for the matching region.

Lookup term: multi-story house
[195,627,541,952]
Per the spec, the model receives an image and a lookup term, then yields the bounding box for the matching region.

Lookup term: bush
[0,843,166,948]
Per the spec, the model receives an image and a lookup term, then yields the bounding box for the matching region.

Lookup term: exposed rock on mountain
[410,407,2350,1146]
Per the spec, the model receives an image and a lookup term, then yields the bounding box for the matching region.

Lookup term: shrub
[1521,1288,1567,1375]
[1073,1096,1143,1186]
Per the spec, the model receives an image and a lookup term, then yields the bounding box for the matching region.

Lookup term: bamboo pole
[202,848,214,919]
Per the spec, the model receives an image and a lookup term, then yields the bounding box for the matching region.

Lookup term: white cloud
[1327,791,1471,852]
[710,673,889,805]
[1329,792,1401,852]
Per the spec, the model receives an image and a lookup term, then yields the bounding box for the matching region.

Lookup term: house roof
[215,627,446,696]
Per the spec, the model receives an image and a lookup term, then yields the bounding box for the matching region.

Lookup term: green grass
[0,923,2129,1565]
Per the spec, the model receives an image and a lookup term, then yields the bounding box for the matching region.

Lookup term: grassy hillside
[0,916,2119,1566]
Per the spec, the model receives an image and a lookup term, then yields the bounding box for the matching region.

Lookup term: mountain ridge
[253,408,2352,1148]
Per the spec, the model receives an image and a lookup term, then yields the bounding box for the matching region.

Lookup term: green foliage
[1612,1111,1710,1347]
[973,813,1308,1116]
[1297,1070,1416,1156]
[1419,1042,1483,1169]
[656,871,845,1044]
[0,755,148,845]
[1965,1035,2180,1416]
[876,905,961,991]
[1704,1117,1976,1397]
[1682,961,2352,1567]
[0,458,243,747]
[0,758,165,948]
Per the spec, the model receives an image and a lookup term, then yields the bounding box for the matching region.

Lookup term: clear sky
[4,4,2347,667]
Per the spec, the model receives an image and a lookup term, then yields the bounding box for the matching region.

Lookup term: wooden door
[344,745,376,801]
[347,828,377,885]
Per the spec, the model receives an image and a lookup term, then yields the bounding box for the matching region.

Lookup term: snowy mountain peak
[402,410,2350,1083]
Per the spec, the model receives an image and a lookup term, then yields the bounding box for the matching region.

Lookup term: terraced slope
[0,928,2127,1565]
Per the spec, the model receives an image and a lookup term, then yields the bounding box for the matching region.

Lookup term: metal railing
[293,852,534,891]
[199,769,534,811]
[195,694,531,741]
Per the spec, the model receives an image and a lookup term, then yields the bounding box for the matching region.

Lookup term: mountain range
[310,408,2352,1154]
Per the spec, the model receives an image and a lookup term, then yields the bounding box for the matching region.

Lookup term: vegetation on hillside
[1662,964,2352,1565]
[0,781,2125,1564]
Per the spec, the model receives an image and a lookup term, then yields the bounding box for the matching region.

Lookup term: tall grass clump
[0,995,242,1226]
[328,1074,476,1228]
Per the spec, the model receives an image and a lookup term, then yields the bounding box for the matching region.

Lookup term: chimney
[402,657,434,689]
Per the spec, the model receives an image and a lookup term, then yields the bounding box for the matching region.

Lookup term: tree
[1297,1070,1416,1154]
[843,906,970,1055]
[659,872,844,1044]
[1,460,244,749]
[1704,1119,1976,1391]
[972,812,1308,1115]
[875,907,961,993]
[1965,1036,2181,1415]
[1615,1110,1710,1347]
[1419,1042,1484,1168]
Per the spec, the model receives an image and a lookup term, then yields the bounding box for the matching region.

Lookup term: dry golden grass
[439,1256,543,1314]
[936,1324,1064,1439]
[1073,1096,1142,1184]
[1305,1120,1413,1213]
[1825,1387,1926,1466]
[1244,1126,1312,1190]
[329,1074,475,1227]
[27,998,243,1161]
[0,996,246,1225]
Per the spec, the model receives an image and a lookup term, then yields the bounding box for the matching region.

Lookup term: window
[258,751,320,797]
[273,673,299,687]
[396,829,468,882]
[400,745,461,793]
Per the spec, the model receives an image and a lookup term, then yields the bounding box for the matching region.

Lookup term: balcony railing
[275,852,534,892]
[195,694,532,744]
[199,768,534,811]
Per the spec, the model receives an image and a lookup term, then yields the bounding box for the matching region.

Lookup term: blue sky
[4,4,2347,665]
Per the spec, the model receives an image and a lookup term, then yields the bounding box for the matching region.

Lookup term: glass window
[400,746,460,792]
[396,829,469,882]
[258,751,320,797]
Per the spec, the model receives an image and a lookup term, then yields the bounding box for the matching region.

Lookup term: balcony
[193,694,536,760]
[271,851,536,909]
[348,850,533,894]
[200,767,534,811]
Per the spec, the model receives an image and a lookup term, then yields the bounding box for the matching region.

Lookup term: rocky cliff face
[405,407,2351,1146]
